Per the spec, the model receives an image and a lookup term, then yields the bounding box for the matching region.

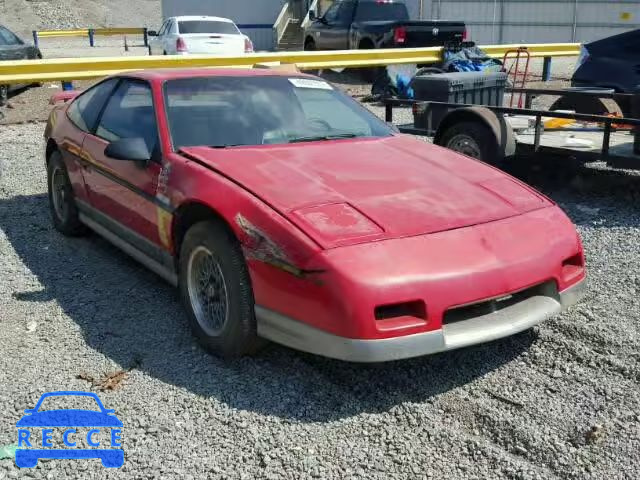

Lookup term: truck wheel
[47,151,87,236]
[0,85,8,106]
[304,38,316,51]
[438,121,499,164]
[179,220,263,358]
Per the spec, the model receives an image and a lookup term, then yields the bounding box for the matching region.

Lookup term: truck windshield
[354,2,409,22]
[164,76,393,149]
[178,21,239,35]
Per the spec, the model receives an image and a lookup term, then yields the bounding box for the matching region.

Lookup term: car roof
[169,16,234,23]
[125,68,314,82]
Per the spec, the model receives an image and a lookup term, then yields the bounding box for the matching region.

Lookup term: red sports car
[44,68,586,362]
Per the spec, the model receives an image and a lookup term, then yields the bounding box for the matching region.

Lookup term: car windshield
[178,20,239,35]
[354,2,409,22]
[164,76,393,150]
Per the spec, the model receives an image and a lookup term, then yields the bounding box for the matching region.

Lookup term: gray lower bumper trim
[256,278,586,363]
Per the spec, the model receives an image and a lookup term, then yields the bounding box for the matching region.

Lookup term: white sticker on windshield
[288,78,333,90]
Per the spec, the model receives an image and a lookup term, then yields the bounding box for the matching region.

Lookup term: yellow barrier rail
[0,43,581,85]
[32,27,149,49]
[93,28,146,36]
[36,29,90,38]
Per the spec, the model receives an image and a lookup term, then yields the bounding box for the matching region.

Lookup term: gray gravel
[1,118,639,479]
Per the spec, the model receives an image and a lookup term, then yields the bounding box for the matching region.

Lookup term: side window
[337,1,356,24]
[323,2,342,24]
[157,21,168,36]
[169,20,177,34]
[96,80,158,158]
[67,79,119,133]
[0,26,21,45]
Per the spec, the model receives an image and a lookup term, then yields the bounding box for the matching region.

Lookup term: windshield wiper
[209,144,242,149]
[288,133,360,143]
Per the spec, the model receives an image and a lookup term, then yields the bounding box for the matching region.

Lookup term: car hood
[16,410,123,427]
[181,136,551,248]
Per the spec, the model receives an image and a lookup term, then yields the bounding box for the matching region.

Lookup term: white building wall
[425,0,640,44]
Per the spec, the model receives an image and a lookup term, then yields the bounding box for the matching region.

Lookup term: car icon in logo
[15,391,123,468]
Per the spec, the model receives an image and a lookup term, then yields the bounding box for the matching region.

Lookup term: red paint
[46,68,586,343]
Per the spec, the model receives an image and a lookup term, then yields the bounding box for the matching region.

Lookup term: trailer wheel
[550,95,609,115]
[439,121,500,164]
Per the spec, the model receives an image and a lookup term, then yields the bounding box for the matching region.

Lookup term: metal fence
[425,0,640,44]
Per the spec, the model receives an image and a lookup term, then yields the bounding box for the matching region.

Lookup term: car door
[0,25,30,61]
[149,20,168,55]
[163,19,178,54]
[81,78,166,251]
[60,78,120,207]
[317,1,354,50]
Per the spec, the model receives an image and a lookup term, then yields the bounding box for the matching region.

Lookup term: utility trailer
[384,88,640,170]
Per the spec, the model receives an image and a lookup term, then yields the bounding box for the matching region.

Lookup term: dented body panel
[44,68,586,361]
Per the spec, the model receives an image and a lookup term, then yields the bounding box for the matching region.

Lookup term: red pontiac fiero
[44,69,586,362]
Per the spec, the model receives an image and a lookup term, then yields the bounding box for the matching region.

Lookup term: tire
[549,95,609,115]
[304,38,316,51]
[0,85,8,107]
[304,39,321,76]
[47,151,87,236]
[178,220,262,358]
[438,121,500,164]
[414,67,445,77]
[358,41,379,82]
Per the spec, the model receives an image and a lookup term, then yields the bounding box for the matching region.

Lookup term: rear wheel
[47,151,87,236]
[178,221,262,358]
[438,121,500,164]
[304,39,320,76]
[0,85,8,106]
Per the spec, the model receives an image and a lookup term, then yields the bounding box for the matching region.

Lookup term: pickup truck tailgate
[400,21,465,47]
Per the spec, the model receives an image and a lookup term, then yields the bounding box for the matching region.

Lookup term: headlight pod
[291,202,384,248]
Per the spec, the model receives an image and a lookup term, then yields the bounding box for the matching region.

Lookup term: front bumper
[256,278,586,362]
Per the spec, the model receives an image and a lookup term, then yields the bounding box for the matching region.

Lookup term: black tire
[0,85,8,107]
[549,95,609,115]
[358,41,380,82]
[47,151,87,236]
[414,67,445,77]
[304,39,321,76]
[303,38,316,51]
[178,220,262,358]
[438,121,500,164]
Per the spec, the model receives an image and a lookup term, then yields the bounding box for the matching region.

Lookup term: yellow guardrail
[36,29,90,38]
[482,42,581,58]
[93,28,146,36]
[32,28,149,49]
[0,43,581,85]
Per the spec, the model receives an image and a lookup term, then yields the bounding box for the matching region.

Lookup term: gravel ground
[1,98,639,479]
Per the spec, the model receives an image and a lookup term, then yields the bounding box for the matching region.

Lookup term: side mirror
[147,30,158,36]
[308,11,316,22]
[104,138,151,163]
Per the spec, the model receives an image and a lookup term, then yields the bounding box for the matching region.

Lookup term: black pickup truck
[303,0,466,52]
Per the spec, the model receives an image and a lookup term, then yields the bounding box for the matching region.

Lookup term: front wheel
[47,151,87,236]
[178,221,263,358]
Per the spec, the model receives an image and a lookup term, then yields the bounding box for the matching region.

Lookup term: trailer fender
[434,107,516,165]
